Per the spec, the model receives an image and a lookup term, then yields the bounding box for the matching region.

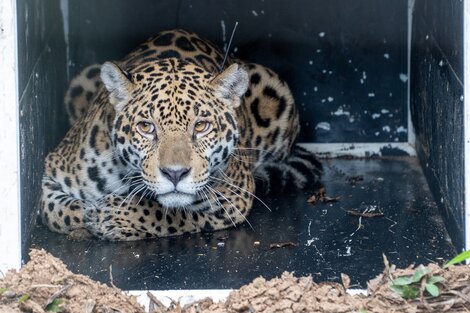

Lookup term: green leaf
[358,309,368,313]
[427,275,444,284]
[425,283,440,297]
[390,283,420,300]
[411,266,431,283]
[401,285,420,300]
[0,288,7,295]
[389,284,404,294]
[392,276,413,286]
[18,294,29,304]
[444,250,470,268]
[46,298,64,312]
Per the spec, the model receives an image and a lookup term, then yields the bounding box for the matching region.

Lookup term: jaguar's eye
[136,121,156,138]
[194,121,212,136]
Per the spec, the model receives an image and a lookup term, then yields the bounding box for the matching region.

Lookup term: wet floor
[30,157,456,290]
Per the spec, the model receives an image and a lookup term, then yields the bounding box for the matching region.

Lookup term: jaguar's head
[101,58,248,209]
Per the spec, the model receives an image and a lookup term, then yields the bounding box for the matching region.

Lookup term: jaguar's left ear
[211,64,249,108]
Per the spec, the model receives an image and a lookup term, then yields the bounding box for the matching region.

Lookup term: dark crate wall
[17,0,68,253]
[67,0,408,144]
[410,0,465,249]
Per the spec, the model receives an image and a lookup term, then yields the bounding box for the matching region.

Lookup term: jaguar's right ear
[101,62,134,112]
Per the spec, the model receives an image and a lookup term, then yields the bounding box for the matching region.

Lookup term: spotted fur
[40,29,321,241]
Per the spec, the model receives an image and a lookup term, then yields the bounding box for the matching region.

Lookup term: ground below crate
[2,249,469,313]
[29,157,456,290]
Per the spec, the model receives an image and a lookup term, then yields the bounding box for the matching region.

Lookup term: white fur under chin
[157,192,196,208]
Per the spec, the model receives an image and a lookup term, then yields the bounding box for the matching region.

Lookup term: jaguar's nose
[160,167,191,186]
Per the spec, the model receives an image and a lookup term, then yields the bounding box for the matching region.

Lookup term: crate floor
[30,157,456,290]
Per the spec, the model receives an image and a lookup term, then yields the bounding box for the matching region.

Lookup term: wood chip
[83,299,96,313]
[307,195,318,204]
[341,273,351,290]
[307,187,340,204]
[345,210,384,218]
[346,175,364,184]
[269,242,298,250]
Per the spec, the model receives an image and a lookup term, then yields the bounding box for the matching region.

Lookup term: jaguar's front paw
[83,202,109,239]
[67,228,93,241]
[83,198,151,241]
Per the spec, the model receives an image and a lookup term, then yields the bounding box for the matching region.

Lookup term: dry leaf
[307,187,340,204]
[269,242,298,250]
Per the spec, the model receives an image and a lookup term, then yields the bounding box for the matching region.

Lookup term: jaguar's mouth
[159,190,192,196]
[157,191,196,208]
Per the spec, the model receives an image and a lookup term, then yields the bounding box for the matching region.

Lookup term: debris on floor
[268,242,298,250]
[307,187,340,205]
[2,249,470,313]
[159,256,470,313]
[0,249,145,313]
[345,209,384,218]
[346,175,364,184]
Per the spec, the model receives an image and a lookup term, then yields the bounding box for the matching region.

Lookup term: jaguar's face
[102,58,248,209]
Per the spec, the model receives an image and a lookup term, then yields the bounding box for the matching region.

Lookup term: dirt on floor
[1,249,470,313]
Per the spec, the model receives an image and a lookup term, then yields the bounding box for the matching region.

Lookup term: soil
[1,249,469,313]
[0,249,144,313]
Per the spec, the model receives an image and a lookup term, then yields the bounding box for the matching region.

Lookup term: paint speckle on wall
[332,106,350,116]
[372,113,381,119]
[315,122,331,131]
[399,73,408,83]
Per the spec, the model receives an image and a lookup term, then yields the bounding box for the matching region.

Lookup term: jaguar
[40,29,322,241]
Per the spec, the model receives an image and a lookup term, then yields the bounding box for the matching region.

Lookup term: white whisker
[213,170,271,212]
[204,186,237,228]
[206,185,253,230]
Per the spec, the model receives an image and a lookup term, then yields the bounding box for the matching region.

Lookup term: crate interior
[19,0,464,289]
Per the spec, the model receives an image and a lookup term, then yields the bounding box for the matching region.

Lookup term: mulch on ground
[1,249,469,313]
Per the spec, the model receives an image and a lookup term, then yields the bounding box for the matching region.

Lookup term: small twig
[424,298,457,308]
[30,284,63,289]
[420,277,432,312]
[168,297,181,310]
[461,285,470,295]
[43,284,71,310]
[103,305,123,313]
[147,291,167,313]
[449,290,470,303]
[109,264,117,289]
[345,209,384,218]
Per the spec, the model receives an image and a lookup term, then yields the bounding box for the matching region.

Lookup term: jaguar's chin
[157,191,196,208]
